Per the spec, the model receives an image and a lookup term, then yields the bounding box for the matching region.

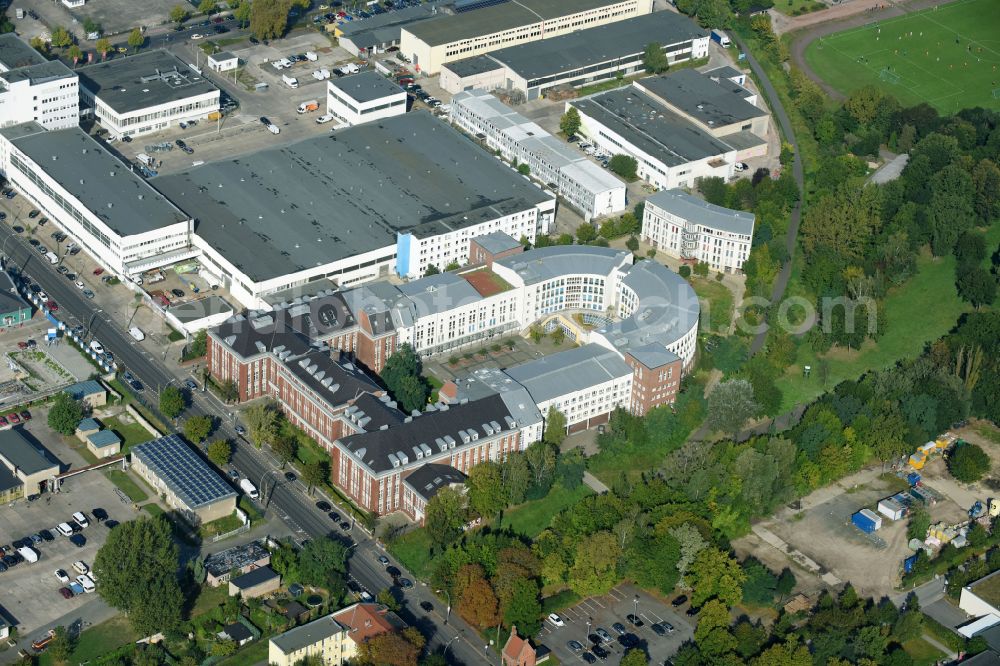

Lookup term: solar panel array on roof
[132,434,236,509]
[454,0,509,11]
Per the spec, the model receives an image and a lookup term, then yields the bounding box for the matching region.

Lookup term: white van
[282,74,299,89]
[18,546,38,563]
[56,522,74,537]
[305,51,318,61]
[239,478,259,500]
[45,251,58,265]
[72,511,89,528]
[136,153,154,167]
[267,123,280,135]
[72,560,89,575]
[77,574,95,593]
[128,326,145,341]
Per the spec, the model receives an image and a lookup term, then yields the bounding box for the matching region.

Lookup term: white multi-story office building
[642,188,755,273]
[326,70,407,126]
[400,0,652,75]
[450,89,625,220]
[78,50,220,139]
[0,34,78,130]
[0,123,193,276]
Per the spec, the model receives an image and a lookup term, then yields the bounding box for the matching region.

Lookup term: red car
[7,413,19,424]
[20,410,30,421]
[45,300,57,312]
[0,417,9,427]
[58,587,73,599]
[16,341,27,350]
[93,268,104,276]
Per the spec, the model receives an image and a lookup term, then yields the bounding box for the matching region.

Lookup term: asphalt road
[0,223,486,664]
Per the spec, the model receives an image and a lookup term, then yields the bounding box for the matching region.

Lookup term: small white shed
[878,497,905,521]
[207,52,239,73]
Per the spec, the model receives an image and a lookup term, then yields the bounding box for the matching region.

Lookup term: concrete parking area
[539,584,692,664]
[0,470,140,637]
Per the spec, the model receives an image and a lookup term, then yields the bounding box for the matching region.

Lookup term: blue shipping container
[853,511,877,533]
[904,554,918,573]
[907,472,921,487]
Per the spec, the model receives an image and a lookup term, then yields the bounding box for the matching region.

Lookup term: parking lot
[0,469,140,637]
[539,584,692,664]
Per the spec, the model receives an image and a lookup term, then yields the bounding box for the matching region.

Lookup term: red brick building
[624,345,684,415]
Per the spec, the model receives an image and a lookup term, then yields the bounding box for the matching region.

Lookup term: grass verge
[691,278,736,336]
[37,614,139,666]
[901,637,947,665]
[105,469,149,503]
[388,528,434,580]
[502,484,593,537]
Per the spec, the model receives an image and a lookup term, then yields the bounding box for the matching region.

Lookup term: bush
[678,265,691,278]
[949,442,990,483]
[608,154,638,181]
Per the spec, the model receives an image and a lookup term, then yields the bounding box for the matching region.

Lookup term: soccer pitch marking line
[819,36,960,99]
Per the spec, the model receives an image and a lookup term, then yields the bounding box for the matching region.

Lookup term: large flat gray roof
[505,343,630,403]
[0,428,58,476]
[404,0,620,46]
[490,11,706,81]
[572,87,735,168]
[646,188,754,236]
[637,69,766,127]
[0,34,46,70]
[155,112,551,284]
[79,50,219,115]
[1,60,75,85]
[329,70,405,103]
[2,123,190,237]
[443,55,504,78]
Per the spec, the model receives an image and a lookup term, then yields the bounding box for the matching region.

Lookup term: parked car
[672,595,688,607]
[69,534,86,548]
[54,569,70,583]
[547,613,565,628]
[626,614,644,627]
[316,500,332,512]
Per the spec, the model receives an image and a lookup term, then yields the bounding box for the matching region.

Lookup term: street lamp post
[259,468,281,509]
[435,588,451,625]
[633,594,639,621]
[586,616,592,641]
[442,636,457,661]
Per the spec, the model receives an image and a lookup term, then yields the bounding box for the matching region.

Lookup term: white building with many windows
[642,188,755,273]
[450,89,624,220]
[78,50,220,139]
[0,34,78,130]
[0,123,193,276]
[400,0,652,75]
[326,70,407,126]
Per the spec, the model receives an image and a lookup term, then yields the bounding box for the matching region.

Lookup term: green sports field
[805,0,1000,114]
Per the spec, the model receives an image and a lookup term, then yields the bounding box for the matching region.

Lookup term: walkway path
[583,471,610,494]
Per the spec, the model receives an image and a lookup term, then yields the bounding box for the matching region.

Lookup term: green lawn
[103,414,156,452]
[776,248,966,411]
[37,615,139,666]
[773,0,825,16]
[804,0,1000,113]
[105,469,149,503]
[502,484,593,537]
[901,637,947,665]
[218,639,268,666]
[691,278,736,336]
[388,528,435,580]
[143,503,164,517]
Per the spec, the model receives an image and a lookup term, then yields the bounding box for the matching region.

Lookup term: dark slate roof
[0,34,46,69]
[637,69,766,127]
[222,622,254,642]
[442,55,505,78]
[155,112,551,283]
[0,271,30,316]
[79,50,219,115]
[0,428,58,476]
[344,393,406,432]
[230,566,279,589]
[282,349,381,408]
[1,60,74,84]
[0,464,22,493]
[131,434,237,510]
[403,463,466,501]
[337,394,516,474]
[489,12,707,81]
[328,70,405,103]
[64,380,105,399]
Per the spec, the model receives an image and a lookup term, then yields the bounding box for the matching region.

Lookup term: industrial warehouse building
[130,434,237,524]
[78,50,220,139]
[0,34,78,130]
[440,11,708,99]
[156,112,555,306]
[568,69,769,190]
[399,0,653,75]
[326,70,407,126]
[0,428,60,500]
[334,1,448,57]
[0,122,194,278]
[450,89,625,220]
[642,189,756,273]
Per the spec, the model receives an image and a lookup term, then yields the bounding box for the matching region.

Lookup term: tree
[357,629,424,666]
[93,516,183,636]
[642,42,668,74]
[219,379,239,403]
[234,0,253,27]
[298,537,347,589]
[127,28,144,51]
[183,415,213,443]
[907,507,931,541]
[576,223,597,244]
[50,26,73,48]
[48,392,83,435]
[423,264,440,276]
[679,264,691,279]
[621,649,649,666]
[502,578,542,635]
[542,405,566,448]
[568,531,621,596]
[198,0,218,14]
[302,460,329,495]
[159,385,185,418]
[626,236,640,253]
[517,163,530,176]
[250,0,290,40]
[609,154,638,181]
[688,547,746,607]
[560,107,581,137]
[425,486,466,544]
[49,625,75,666]
[244,402,280,448]
[707,379,759,439]
[30,36,49,55]
[381,344,430,413]
[948,441,990,483]
[957,268,997,309]
[188,330,208,359]
[466,462,506,519]
[170,5,190,24]
[271,435,298,469]
[502,452,532,505]
[207,439,232,467]
[95,37,111,60]
[377,587,401,612]
[67,44,82,66]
